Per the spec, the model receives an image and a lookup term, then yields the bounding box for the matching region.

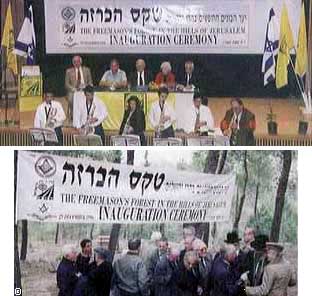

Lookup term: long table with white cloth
[72,90,224,134]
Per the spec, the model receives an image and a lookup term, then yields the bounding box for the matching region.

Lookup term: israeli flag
[14,5,36,64]
[262,8,279,86]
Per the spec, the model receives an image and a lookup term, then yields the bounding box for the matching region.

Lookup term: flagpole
[289,51,310,110]
[306,0,312,112]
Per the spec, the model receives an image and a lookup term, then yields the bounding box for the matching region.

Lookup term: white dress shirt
[137,71,145,86]
[75,67,85,85]
[184,104,214,134]
[34,100,66,128]
[233,111,242,130]
[76,95,108,128]
[149,100,176,130]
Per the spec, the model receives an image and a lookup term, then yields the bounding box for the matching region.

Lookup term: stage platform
[0,97,312,146]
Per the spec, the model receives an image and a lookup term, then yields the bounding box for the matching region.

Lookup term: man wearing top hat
[245,242,296,296]
[246,235,269,287]
[224,231,251,278]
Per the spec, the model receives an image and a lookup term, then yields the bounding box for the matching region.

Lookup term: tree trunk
[90,224,95,240]
[14,151,22,290]
[20,220,28,261]
[55,223,60,244]
[160,224,165,236]
[108,151,133,259]
[233,151,248,231]
[270,151,292,242]
[254,183,260,219]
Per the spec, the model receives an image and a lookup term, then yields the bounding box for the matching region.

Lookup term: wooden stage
[1,97,312,146]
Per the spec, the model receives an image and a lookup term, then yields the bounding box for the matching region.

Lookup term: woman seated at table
[119,95,146,145]
[154,61,176,90]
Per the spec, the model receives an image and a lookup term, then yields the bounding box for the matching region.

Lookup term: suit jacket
[246,257,296,296]
[176,71,199,88]
[87,261,113,296]
[128,71,153,88]
[153,256,173,296]
[65,66,93,92]
[220,108,256,146]
[209,256,243,296]
[57,257,79,296]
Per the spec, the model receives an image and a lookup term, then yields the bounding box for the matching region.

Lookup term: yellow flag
[276,4,295,88]
[1,2,18,75]
[295,2,308,77]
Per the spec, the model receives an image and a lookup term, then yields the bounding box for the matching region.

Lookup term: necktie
[77,68,81,87]
[202,258,206,268]
[187,74,190,85]
[139,72,143,86]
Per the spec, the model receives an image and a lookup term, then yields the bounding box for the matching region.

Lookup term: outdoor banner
[16,151,236,224]
[44,0,302,54]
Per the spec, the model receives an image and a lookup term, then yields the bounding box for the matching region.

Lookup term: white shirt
[183,104,214,134]
[75,67,85,85]
[137,71,145,86]
[149,100,176,130]
[76,95,108,128]
[34,100,66,128]
[233,111,242,130]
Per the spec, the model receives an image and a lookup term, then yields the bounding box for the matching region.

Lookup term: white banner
[16,151,236,224]
[44,0,302,54]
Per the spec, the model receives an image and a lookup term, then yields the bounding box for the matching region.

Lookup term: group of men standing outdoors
[33,56,256,146]
[56,226,296,296]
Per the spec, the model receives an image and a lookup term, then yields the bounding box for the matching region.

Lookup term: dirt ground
[19,241,298,296]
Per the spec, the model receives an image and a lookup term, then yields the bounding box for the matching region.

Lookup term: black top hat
[251,234,269,251]
[224,231,241,243]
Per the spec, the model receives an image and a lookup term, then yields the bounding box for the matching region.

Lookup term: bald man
[128,59,153,90]
[65,55,93,121]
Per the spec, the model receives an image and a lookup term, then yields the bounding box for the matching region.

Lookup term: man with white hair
[128,59,153,90]
[155,61,176,90]
[209,244,246,296]
[65,55,93,121]
[57,244,80,296]
[176,60,199,91]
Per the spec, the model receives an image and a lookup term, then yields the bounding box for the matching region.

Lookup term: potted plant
[298,112,309,135]
[267,106,278,135]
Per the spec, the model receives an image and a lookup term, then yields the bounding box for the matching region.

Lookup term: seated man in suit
[99,59,127,90]
[183,92,214,136]
[76,85,108,145]
[221,98,256,146]
[176,60,199,91]
[154,61,176,90]
[128,59,152,91]
[148,87,176,138]
[34,90,66,145]
[65,55,93,121]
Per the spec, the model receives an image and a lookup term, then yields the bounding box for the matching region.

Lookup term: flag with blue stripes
[14,5,36,65]
[262,8,279,86]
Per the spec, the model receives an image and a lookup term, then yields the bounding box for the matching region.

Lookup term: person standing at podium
[65,55,93,122]
[184,92,214,136]
[76,85,108,145]
[34,91,66,145]
[221,98,256,146]
[149,87,176,138]
[119,95,146,145]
